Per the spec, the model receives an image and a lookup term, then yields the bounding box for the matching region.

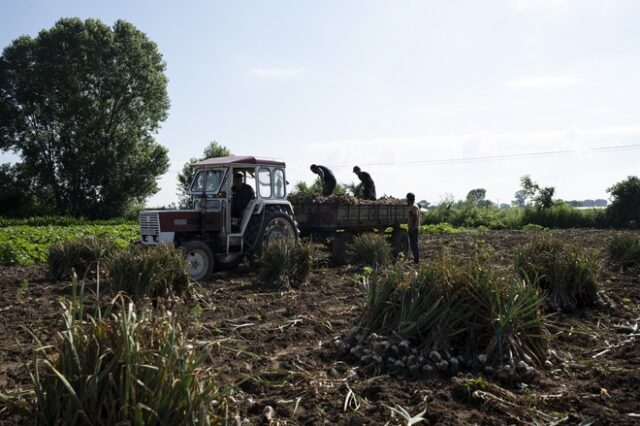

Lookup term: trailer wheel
[182,240,214,281]
[246,206,299,256]
[332,232,355,266]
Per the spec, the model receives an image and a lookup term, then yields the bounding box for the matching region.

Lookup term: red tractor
[139,156,298,280]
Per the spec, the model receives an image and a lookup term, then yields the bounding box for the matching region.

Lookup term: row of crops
[0,224,138,265]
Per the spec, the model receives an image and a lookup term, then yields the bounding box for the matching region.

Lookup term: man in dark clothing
[310,164,337,196]
[406,192,420,264]
[231,172,255,218]
[353,166,376,200]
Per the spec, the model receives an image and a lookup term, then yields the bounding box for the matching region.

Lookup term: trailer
[291,201,410,265]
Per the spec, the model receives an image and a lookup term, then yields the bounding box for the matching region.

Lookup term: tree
[0,18,170,218]
[606,176,640,228]
[466,188,493,208]
[289,178,346,196]
[176,141,231,208]
[533,186,555,210]
[513,175,555,210]
[0,163,37,217]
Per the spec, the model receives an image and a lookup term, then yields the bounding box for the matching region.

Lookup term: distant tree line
[419,175,639,229]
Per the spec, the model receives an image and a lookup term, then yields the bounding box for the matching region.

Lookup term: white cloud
[411,105,481,114]
[251,68,303,78]
[506,76,587,88]
[508,0,573,11]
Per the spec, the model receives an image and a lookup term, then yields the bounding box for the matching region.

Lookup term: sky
[1,0,639,206]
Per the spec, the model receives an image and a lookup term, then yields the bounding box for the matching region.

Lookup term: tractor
[139,156,298,280]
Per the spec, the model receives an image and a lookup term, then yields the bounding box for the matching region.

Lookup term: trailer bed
[292,202,408,235]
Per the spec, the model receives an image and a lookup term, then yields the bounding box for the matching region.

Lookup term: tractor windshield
[190,169,226,194]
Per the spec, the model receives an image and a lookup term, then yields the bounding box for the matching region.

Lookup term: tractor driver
[231,172,255,218]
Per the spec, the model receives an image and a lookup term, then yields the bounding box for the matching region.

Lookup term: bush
[606,176,640,228]
[421,202,607,230]
[108,244,191,299]
[514,237,600,312]
[0,291,228,424]
[607,232,640,271]
[47,237,118,279]
[520,204,603,229]
[258,239,313,288]
[348,253,548,370]
[419,223,462,234]
[347,233,392,267]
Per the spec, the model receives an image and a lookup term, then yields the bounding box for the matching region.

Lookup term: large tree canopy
[0,18,170,217]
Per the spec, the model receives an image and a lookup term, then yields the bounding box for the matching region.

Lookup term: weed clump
[47,237,118,279]
[258,239,313,288]
[514,236,600,312]
[108,244,191,299]
[347,233,392,268]
[607,232,640,271]
[0,291,227,424]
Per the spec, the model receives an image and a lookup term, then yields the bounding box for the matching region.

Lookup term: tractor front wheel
[182,240,214,281]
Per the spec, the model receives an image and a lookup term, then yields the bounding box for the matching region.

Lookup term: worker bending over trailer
[353,166,376,200]
[310,164,337,196]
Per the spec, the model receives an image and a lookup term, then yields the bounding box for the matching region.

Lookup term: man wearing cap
[231,172,255,218]
[353,166,376,200]
[406,192,420,264]
[310,164,337,196]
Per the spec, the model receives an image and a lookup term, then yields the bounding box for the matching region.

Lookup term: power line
[327,143,640,168]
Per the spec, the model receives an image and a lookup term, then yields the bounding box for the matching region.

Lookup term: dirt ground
[1,230,639,425]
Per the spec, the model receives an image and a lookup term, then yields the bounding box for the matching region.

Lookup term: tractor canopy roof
[192,155,285,167]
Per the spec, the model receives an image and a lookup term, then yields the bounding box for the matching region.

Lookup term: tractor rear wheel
[245,206,299,256]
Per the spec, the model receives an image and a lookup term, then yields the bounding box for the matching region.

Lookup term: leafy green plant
[419,223,463,234]
[522,224,546,231]
[0,216,135,227]
[0,286,229,425]
[0,224,137,266]
[47,237,118,279]
[514,236,601,312]
[108,244,191,299]
[607,232,640,271]
[347,233,392,268]
[258,239,313,288]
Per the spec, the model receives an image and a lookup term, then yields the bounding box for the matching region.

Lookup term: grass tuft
[0,284,229,425]
[258,239,313,288]
[514,236,600,312]
[47,237,118,279]
[347,233,392,268]
[350,252,548,367]
[108,244,191,299]
[607,232,640,271]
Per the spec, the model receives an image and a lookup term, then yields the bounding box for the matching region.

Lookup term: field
[0,224,138,265]
[1,230,639,425]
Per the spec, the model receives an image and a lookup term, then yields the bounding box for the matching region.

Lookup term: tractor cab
[187,156,289,234]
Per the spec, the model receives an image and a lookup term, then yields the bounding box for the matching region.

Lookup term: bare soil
[1,230,640,425]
